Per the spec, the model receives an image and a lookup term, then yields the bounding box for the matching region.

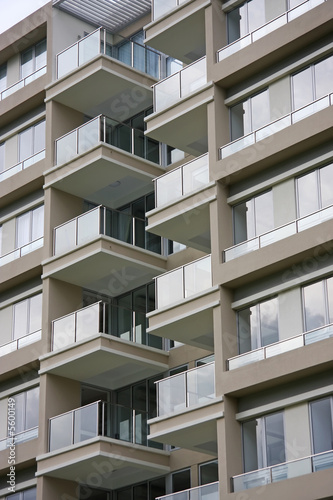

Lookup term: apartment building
[0,0,332,499]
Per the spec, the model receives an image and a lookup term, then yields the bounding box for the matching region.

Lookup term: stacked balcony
[146,154,214,252]
[149,363,222,454]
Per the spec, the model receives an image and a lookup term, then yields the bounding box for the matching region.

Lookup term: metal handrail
[156,482,219,500]
[224,202,333,261]
[217,0,326,61]
[232,449,333,485]
[227,322,333,369]
[0,237,43,266]
[0,65,47,100]
[0,329,42,356]
[151,55,205,89]
[56,27,161,79]
[155,361,215,384]
[0,149,45,182]
[220,92,333,159]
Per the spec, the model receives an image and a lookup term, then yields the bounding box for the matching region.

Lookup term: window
[16,205,44,249]
[0,63,6,93]
[230,89,270,141]
[6,486,36,500]
[296,163,333,218]
[227,0,266,44]
[21,39,46,79]
[10,387,39,436]
[292,54,333,110]
[116,478,165,500]
[302,277,333,331]
[310,397,333,454]
[172,469,191,493]
[82,282,159,348]
[237,297,279,354]
[242,411,285,472]
[13,293,42,341]
[19,120,45,162]
[199,460,218,485]
[0,142,4,172]
[233,190,274,244]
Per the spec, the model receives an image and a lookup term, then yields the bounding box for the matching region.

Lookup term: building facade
[0,0,332,499]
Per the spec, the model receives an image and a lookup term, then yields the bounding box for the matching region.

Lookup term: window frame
[20,39,46,79]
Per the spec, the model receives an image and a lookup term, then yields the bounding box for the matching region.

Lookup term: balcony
[228,324,333,371]
[0,237,43,267]
[156,362,215,416]
[43,208,166,299]
[145,58,211,156]
[217,0,326,63]
[232,450,333,492]
[146,154,214,252]
[220,93,333,160]
[53,205,164,257]
[0,66,47,101]
[153,57,206,113]
[145,0,207,65]
[55,115,161,166]
[47,30,157,120]
[38,402,169,490]
[147,255,218,349]
[156,483,219,500]
[149,363,221,453]
[49,401,151,452]
[224,203,333,262]
[215,93,333,184]
[40,301,168,389]
[0,427,38,451]
[56,28,161,80]
[0,150,45,183]
[0,329,41,358]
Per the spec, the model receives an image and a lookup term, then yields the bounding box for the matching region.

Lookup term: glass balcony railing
[53,205,164,256]
[152,0,188,20]
[55,114,161,166]
[155,255,212,309]
[220,92,333,160]
[0,330,41,358]
[0,65,47,101]
[153,57,207,112]
[156,362,215,416]
[154,153,209,207]
[156,483,219,500]
[233,450,333,492]
[224,203,333,262]
[228,323,333,370]
[56,27,161,80]
[0,150,45,183]
[0,427,38,452]
[52,301,163,351]
[0,237,44,267]
[49,401,149,452]
[217,0,325,62]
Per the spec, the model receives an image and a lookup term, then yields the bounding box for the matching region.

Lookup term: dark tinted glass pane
[265,412,285,466]
[310,398,333,454]
[172,469,191,493]
[199,460,218,485]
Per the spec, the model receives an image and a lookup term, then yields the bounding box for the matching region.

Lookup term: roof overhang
[52,0,151,33]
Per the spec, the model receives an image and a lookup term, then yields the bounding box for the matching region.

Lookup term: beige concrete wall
[0,305,12,345]
[5,135,18,170]
[1,218,16,254]
[270,76,291,120]
[6,53,20,87]
[284,402,312,462]
[273,178,296,227]
[279,287,303,340]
